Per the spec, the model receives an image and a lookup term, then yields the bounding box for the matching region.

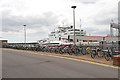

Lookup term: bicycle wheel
[82,48,86,55]
[104,53,111,61]
[59,49,63,54]
[98,51,103,57]
[91,51,96,59]
[74,49,78,56]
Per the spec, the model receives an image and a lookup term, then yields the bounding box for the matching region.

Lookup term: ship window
[87,40,98,42]
[75,32,80,34]
[70,39,73,42]
[83,40,88,42]
[51,32,55,34]
[70,32,73,34]
[89,40,92,42]
[92,40,98,42]
[68,29,73,31]
[75,29,80,31]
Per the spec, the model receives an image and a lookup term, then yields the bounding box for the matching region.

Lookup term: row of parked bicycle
[3,44,119,61]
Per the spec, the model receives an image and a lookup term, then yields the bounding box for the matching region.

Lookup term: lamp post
[23,25,26,44]
[71,6,76,46]
[118,2,120,52]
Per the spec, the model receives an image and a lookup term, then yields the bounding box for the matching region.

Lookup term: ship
[38,22,119,46]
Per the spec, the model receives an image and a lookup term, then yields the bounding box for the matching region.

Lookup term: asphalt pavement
[2,49,118,78]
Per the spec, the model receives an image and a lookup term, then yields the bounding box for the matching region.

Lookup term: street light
[23,25,26,44]
[118,2,120,52]
[71,6,76,46]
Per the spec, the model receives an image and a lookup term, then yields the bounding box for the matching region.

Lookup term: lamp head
[71,6,76,8]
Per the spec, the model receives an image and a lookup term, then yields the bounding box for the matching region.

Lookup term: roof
[0,38,8,40]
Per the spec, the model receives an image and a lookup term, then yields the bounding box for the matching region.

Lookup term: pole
[71,6,76,46]
[118,2,120,52]
[118,2,120,80]
[23,25,26,44]
[73,8,75,46]
[80,19,81,30]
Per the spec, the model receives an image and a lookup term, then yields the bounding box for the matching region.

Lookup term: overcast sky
[0,0,119,43]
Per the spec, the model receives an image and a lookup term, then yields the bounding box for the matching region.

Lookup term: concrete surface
[2,49,118,78]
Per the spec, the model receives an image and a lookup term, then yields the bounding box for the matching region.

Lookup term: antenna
[62,22,64,27]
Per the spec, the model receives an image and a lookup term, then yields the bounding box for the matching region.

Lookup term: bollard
[113,55,120,66]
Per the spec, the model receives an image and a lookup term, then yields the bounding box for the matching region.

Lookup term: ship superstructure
[38,25,87,45]
[48,26,86,41]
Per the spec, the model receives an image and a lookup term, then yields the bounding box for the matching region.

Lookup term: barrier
[113,55,120,66]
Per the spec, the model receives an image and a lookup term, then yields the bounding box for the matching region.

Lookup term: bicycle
[90,47,101,59]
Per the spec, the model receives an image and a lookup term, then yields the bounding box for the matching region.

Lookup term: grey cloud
[84,28,98,35]
[66,0,98,4]
[85,28,96,32]
[90,9,118,25]
[2,26,20,32]
[84,27,110,36]
[94,17,118,25]
[94,18,111,25]
[27,31,48,41]
[28,31,48,38]
[82,2,96,4]
[95,29,110,35]
[2,10,59,32]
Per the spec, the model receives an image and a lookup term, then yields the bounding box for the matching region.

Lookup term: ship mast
[80,19,81,30]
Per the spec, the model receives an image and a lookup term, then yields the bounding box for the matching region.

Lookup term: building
[0,40,8,43]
